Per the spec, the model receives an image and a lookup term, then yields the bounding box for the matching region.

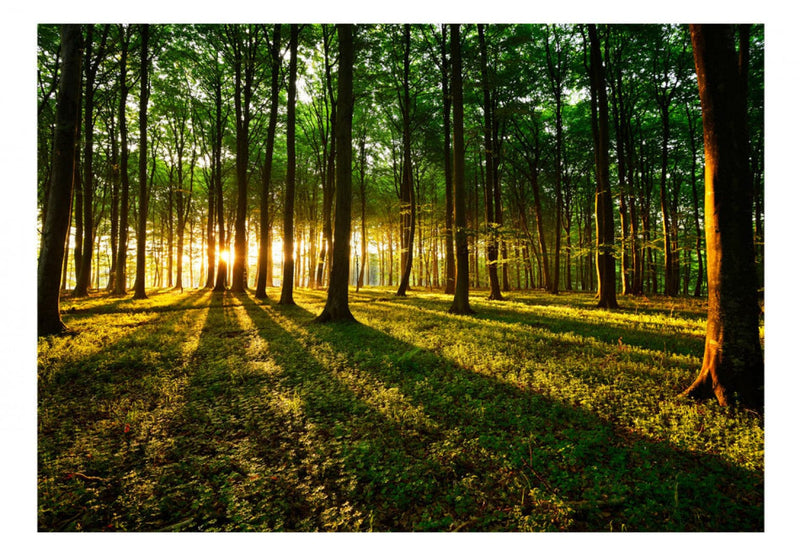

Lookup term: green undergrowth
[38,287,763,532]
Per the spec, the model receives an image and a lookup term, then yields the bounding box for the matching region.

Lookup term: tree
[113,24,132,295]
[478,24,503,301]
[681,24,763,410]
[132,24,150,300]
[448,24,474,316]
[227,24,262,293]
[587,25,619,309]
[73,25,109,297]
[395,24,416,297]
[38,24,83,335]
[255,24,282,299]
[316,24,356,322]
[279,24,299,305]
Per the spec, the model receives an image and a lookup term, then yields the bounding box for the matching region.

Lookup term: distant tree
[38,24,82,335]
[448,24,474,316]
[279,24,299,305]
[587,25,619,309]
[682,24,763,410]
[132,24,150,300]
[316,24,356,322]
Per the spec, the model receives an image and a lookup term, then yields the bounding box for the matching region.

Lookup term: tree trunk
[448,24,474,315]
[132,24,150,300]
[396,25,416,297]
[440,25,456,295]
[279,24,299,305]
[682,24,763,411]
[38,24,82,335]
[588,25,619,309]
[256,24,282,299]
[478,25,503,301]
[113,25,131,295]
[316,24,356,322]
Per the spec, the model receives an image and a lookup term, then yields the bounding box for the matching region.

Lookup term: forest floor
[37,287,764,532]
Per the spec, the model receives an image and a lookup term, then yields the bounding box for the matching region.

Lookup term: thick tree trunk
[588,25,619,309]
[682,24,763,410]
[316,24,356,322]
[448,24,474,316]
[38,24,82,335]
[279,25,299,305]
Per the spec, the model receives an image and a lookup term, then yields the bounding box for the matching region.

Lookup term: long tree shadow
[240,292,762,531]
[38,290,214,531]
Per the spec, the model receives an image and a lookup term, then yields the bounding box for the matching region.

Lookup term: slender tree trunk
[682,24,763,410]
[478,25,503,301]
[132,24,150,300]
[114,25,131,295]
[396,24,416,297]
[38,24,82,335]
[448,24,474,315]
[74,25,98,297]
[280,24,299,305]
[441,24,455,295]
[317,24,356,322]
[256,24,282,299]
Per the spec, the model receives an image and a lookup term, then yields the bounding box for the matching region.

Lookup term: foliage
[38,288,763,532]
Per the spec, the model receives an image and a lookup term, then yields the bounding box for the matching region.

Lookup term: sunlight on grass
[38,287,764,532]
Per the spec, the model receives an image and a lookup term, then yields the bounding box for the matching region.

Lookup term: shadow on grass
[38,290,763,532]
[240,292,762,532]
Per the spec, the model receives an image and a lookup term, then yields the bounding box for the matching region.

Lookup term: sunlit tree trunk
[38,24,82,335]
[682,24,763,410]
[448,24,474,316]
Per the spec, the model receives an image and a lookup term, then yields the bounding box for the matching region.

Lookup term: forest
[36,23,764,533]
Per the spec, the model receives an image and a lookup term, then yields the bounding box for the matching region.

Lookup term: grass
[37,286,764,532]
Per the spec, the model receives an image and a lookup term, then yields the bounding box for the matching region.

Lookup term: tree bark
[316,24,356,323]
[132,24,150,300]
[478,24,503,301]
[588,25,619,309]
[448,24,474,316]
[682,24,763,410]
[440,25,455,295]
[113,25,131,295]
[279,24,299,305]
[396,25,416,297]
[38,24,82,335]
[256,24,282,299]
